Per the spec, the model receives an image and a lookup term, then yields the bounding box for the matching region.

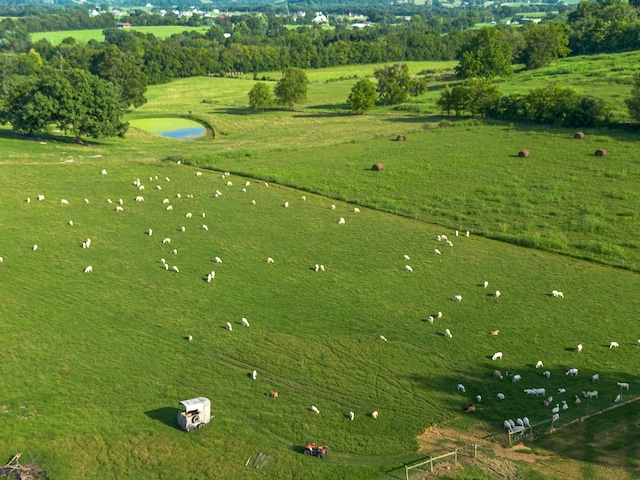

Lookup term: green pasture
[30,25,211,45]
[1,53,640,479]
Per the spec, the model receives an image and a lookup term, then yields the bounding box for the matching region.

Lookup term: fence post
[454,450,458,463]
[429,456,433,472]
[405,464,409,480]
[474,443,477,459]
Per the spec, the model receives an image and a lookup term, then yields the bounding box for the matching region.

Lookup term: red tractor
[304,442,329,459]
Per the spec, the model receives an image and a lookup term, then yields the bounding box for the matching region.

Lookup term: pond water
[129,118,207,140]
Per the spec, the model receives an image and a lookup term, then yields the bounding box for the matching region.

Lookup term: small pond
[129,118,207,140]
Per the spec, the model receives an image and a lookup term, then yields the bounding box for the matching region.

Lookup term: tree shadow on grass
[0,128,105,145]
[144,407,181,430]
[210,107,253,116]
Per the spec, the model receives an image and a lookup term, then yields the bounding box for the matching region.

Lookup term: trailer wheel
[304,449,311,456]
[317,452,325,459]
[197,422,206,429]
[192,415,200,423]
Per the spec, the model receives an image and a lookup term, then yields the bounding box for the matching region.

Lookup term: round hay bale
[372,163,384,171]
[396,135,406,142]
[518,150,530,158]
[595,149,607,157]
[574,132,585,139]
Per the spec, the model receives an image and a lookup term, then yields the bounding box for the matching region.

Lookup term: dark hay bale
[396,135,406,142]
[372,163,384,171]
[595,149,607,157]
[574,132,585,139]
[518,150,530,158]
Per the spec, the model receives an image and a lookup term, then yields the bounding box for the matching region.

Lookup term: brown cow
[464,404,476,413]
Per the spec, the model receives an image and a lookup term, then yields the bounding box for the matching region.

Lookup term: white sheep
[543,371,551,378]
[314,264,320,272]
[552,413,560,423]
[615,394,622,403]
[637,339,640,347]
[32,244,38,251]
[524,389,537,395]
[171,249,177,255]
[242,318,250,327]
[457,384,466,392]
[379,335,387,341]
[577,344,583,353]
[551,404,560,414]
[160,258,166,264]
[148,229,153,236]
[118,199,123,205]
[284,201,289,208]
[444,329,452,339]
[445,240,453,247]
[455,230,459,236]
[166,205,173,211]
[441,235,448,240]
[180,226,186,232]
[405,265,413,272]
[267,257,274,264]
[562,400,568,410]
[503,420,512,431]
[512,374,521,383]
[592,374,599,382]
[0,257,3,263]
[116,206,124,212]
[138,185,145,191]
[85,238,91,247]
[437,235,442,241]
[251,200,256,205]
[84,198,89,203]
[320,265,325,271]
[523,417,531,428]
[349,411,354,421]
[251,370,257,380]
[338,217,345,225]
[403,254,410,260]
[163,238,171,244]
[163,199,170,204]
[475,395,482,403]
[215,190,222,196]
[330,205,335,210]
[226,322,232,331]
[84,265,93,273]
[552,290,564,298]
[437,312,443,319]
[558,388,566,394]
[311,405,320,414]
[165,177,170,182]
[566,368,578,376]
[353,207,360,213]
[483,281,489,288]
[202,225,208,231]
[107,198,112,204]
[101,169,107,175]
[61,199,69,205]
[497,393,505,400]
[209,271,215,279]
[617,382,630,390]
[69,220,74,226]
[206,274,213,283]
[427,316,434,324]
[610,341,619,348]
[215,257,222,264]
[492,352,503,361]
[371,411,378,419]
[196,171,203,177]
[157,185,162,190]
[226,181,233,186]
[535,361,544,369]
[172,266,179,273]
[495,290,501,298]
[245,181,250,187]
[185,212,192,218]
[466,231,470,237]
[187,335,193,342]
[27,197,31,203]
[453,295,462,302]
[164,264,169,270]
[300,195,305,201]
[136,196,144,202]
[434,249,441,255]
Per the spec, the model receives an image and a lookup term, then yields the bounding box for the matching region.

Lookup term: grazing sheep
[27,197,31,203]
[157,185,162,190]
[495,290,501,298]
[441,235,448,240]
[300,195,305,201]
[338,217,345,225]
[196,172,203,176]
[252,370,257,380]
[483,281,489,288]
[551,404,560,414]
[492,352,503,361]
[490,330,499,336]
[171,249,177,255]
[512,374,521,383]
[32,244,38,251]
[215,190,222,196]
[201,212,205,218]
[523,417,531,428]
[180,226,186,232]
[370,410,379,419]
[552,413,560,422]
[187,335,193,342]
[101,169,107,175]
[577,344,583,353]
[86,238,91,247]
[466,231,470,237]
[353,207,360,213]
[494,369,503,379]
[535,361,544,369]
[202,225,208,231]
[455,230,459,237]
[311,405,320,414]
[437,235,442,241]
[148,229,153,236]
[268,391,278,399]
[524,389,537,395]
[562,400,568,410]
[251,200,256,205]
[226,322,232,331]
[503,420,512,431]
[116,206,124,212]
[330,205,335,210]
[136,196,144,202]
[138,185,145,191]
[615,394,622,403]
[475,395,482,403]
[457,384,466,392]
[552,290,564,298]
[592,374,600,382]
[242,318,250,327]
[163,238,171,244]
[185,212,192,218]
[107,198,112,204]
[0,257,3,263]
[349,411,355,421]
[445,240,453,247]
[163,199,170,204]
[437,312,443,319]
[61,199,69,205]
[226,181,233,186]
[215,257,222,264]
[454,295,462,302]
[160,258,166,264]
[315,264,320,272]
[206,274,213,283]
[405,265,413,272]
[320,265,325,271]
[434,249,442,255]
[558,388,566,394]
[610,341,619,348]
[637,339,640,347]
[617,382,630,390]
[118,199,123,205]
[69,220,74,226]
[428,316,434,324]
[543,371,551,379]
[244,181,250,187]
[267,257,274,264]
[166,205,173,211]
[575,396,582,404]
[209,271,215,279]
[84,265,93,273]
[566,368,579,376]
[164,264,169,270]
[464,404,476,413]
[445,329,452,339]
[84,198,89,203]
[170,265,179,273]
[284,202,289,208]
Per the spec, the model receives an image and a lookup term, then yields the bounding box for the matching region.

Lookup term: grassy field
[1,54,640,479]
[30,25,211,45]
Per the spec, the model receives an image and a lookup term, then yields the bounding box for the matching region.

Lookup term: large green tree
[455,27,513,80]
[248,81,274,112]
[625,73,640,122]
[520,23,570,70]
[91,45,148,108]
[374,63,427,105]
[2,67,128,141]
[273,67,309,109]
[347,78,376,114]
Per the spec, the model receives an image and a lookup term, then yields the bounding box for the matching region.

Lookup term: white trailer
[177,397,211,432]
